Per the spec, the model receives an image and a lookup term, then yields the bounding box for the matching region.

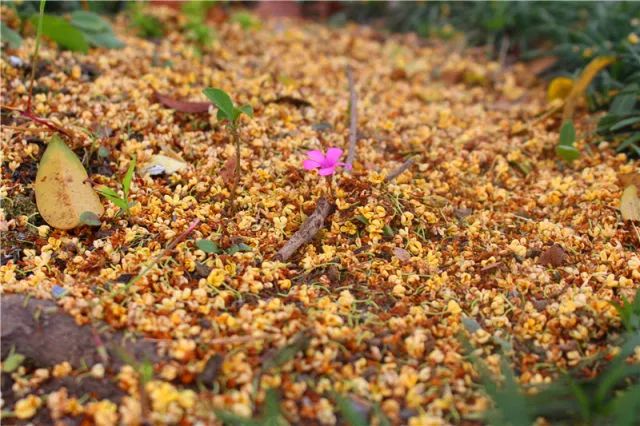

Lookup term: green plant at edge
[203,88,253,213]
[462,330,640,425]
[611,288,640,332]
[97,156,136,216]
[215,388,288,426]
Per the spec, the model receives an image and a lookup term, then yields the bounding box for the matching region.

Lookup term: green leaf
[609,383,640,426]
[609,84,638,115]
[263,389,284,425]
[83,31,124,49]
[96,188,129,211]
[334,394,369,426]
[196,239,221,254]
[33,15,89,53]
[96,186,119,198]
[79,211,101,226]
[556,120,579,162]
[615,133,640,153]
[226,243,252,255]
[1,21,23,49]
[231,11,261,31]
[556,144,580,162]
[139,360,154,384]
[203,88,235,121]
[122,156,136,200]
[237,104,254,118]
[2,352,25,373]
[70,10,110,33]
[610,116,640,132]
[559,120,576,147]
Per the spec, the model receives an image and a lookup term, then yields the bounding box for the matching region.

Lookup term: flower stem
[230,124,241,213]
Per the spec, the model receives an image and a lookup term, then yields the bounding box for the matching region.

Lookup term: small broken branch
[275,197,334,261]
[385,159,414,182]
[346,65,358,171]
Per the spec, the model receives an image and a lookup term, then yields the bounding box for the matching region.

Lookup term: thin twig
[385,159,415,182]
[275,198,334,262]
[498,35,510,70]
[346,65,357,171]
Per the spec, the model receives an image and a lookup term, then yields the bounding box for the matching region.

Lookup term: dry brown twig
[274,68,358,261]
[385,158,415,182]
[346,65,358,171]
[275,198,334,262]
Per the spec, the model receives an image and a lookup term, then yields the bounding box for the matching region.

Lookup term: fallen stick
[346,65,358,171]
[275,197,334,261]
[385,159,414,182]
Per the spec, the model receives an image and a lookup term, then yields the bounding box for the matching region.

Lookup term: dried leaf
[393,247,411,262]
[620,185,640,222]
[538,244,566,267]
[220,156,237,188]
[142,154,188,176]
[35,136,104,230]
[155,92,210,113]
[562,56,616,121]
[267,96,312,108]
[618,173,640,189]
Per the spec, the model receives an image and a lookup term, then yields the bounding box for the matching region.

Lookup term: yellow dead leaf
[34,136,104,230]
[562,56,616,121]
[547,76,574,102]
[620,185,640,222]
[142,154,187,176]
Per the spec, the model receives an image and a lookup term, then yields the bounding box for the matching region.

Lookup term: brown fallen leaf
[266,96,312,108]
[154,92,210,113]
[620,184,640,222]
[538,244,566,267]
[393,247,411,262]
[220,156,237,188]
[618,172,640,189]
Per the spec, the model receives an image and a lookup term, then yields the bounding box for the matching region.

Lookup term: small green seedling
[203,88,253,212]
[231,11,261,31]
[29,9,123,53]
[196,239,221,254]
[97,156,136,216]
[196,238,252,255]
[556,120,580,162]
[2,347,25,373]
[181,1,216,52]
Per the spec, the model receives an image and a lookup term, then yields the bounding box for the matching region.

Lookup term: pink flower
[303,148,351,176]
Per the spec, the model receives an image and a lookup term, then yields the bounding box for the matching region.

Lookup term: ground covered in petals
[2,8,639,426]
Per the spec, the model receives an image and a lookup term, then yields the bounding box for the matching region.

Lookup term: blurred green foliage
[334,1,640,156]
[463,329,640,425]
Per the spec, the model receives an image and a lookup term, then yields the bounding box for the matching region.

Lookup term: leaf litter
[1,6,639,426]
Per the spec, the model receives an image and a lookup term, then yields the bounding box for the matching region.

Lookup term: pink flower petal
[306,150,325,162]
[303,159,321,170]
[318,166,336,176]
[325,147,343,165]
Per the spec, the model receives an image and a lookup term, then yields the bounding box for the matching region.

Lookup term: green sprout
[556,120,580,163]
[97,156,137,216]
[203,88,253,212]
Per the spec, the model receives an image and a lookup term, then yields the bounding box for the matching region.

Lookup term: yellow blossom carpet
[2,10,639,426]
